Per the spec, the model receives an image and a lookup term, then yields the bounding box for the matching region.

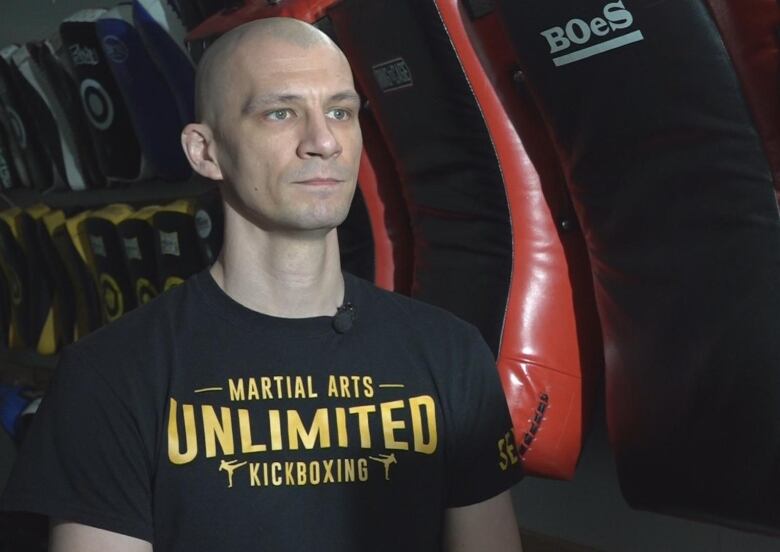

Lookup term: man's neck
[210,221,344,319]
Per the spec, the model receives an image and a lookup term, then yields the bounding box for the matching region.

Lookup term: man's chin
[277,212,351,236]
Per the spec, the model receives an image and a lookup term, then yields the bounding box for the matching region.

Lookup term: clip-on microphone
[332,302,356,334]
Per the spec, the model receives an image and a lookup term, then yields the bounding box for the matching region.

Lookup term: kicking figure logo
[369,453,397,481]
[219,459,248,488]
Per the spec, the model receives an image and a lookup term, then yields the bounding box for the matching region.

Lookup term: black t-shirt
[1,271,523,551]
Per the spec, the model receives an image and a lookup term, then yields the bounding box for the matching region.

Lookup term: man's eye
[266,109,293,121]
[327,108,351,121]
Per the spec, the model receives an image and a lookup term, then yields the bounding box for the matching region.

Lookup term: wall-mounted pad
[0,46,51,191]
[117,205,162,305]
[96,4,191,182]
[133,0,196,125]
[10,44,89,191]
[60,9,143,182]
[83,204,138,324]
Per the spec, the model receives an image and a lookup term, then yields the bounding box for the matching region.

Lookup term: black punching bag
[496,0,780,532]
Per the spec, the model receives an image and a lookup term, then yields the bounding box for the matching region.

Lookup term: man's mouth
[294,177,343,186]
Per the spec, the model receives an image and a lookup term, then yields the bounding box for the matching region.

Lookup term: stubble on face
[195,19,363,236]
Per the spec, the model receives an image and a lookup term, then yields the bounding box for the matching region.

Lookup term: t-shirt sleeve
[0,346,154,542]
[444,325,524,507]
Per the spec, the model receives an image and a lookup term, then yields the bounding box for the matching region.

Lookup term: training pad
[0,270,10,348]
[330,0,513,354]
[0,208,55,352]
[0,129,21,189]
[133,0,196,125]
[152,199,208,291]
[0,212,32,348]
[60,9,143,182]
[37,210,76,353]
[10,43,88,191]
[165,0,226,31]
[168,0,208,31]
[16,206,58,355]
[117,206,162,305]
[497,0,780,532]
[704,0,780,195]
[428,0,603,478]
[329,0,602,478]
[96,4,191,182]
[188,189,223,267]
[34,34,106,188]
[337,186,374,283]
[0,61,28,190]
[51,211,103,340]
[83,205,138,324]
[0,46,51,191]
[357,110,413,293]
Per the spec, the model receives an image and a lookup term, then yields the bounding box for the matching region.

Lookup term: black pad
[189,190,223,267]
[0,265,10,347]
[8,44,77,190]
[84,208,138,323]
[152,201,208,291]
[0,46,51,191]
[32,35,105,188]
[50,214,103,339]
[60,10,143,182]
[498,0,780,531]
[95,5,191,182]
[17,209,57,354]
[330,0,513,354]
[0,209,55,351]
[37,211,76,352]
[0,129,21,189]
[0,215,30,348]
[338,186,374,283]
[117,208,161,305]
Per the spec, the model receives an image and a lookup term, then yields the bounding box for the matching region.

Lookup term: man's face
[212,37,362,234]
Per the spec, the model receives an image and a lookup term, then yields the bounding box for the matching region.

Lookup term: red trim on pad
[433,0,603,479]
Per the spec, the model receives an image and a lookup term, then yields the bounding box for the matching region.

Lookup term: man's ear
[181,123,224,180]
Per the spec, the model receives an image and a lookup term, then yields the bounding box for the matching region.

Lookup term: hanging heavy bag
[496,0,780,532]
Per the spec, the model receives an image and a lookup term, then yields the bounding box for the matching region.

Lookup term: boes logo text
[540,1,644,67]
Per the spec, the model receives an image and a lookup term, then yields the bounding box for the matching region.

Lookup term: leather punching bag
[497,0,780,533]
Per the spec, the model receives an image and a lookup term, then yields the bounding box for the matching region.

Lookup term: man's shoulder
[68,273,204,361]
[350,274,479,338]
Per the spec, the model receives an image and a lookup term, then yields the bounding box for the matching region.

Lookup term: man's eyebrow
[241,90,361,115]
[329,91,361,104]
[242,94,302,115]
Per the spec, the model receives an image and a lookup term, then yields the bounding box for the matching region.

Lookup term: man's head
[181,18,362,235]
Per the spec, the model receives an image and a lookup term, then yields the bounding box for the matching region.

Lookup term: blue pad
[60,9,143,182]
[0,384,30,444]
[96,4,190,181]
[133,0,195,125]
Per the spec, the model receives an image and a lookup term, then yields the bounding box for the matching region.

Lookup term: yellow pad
[0,209,30,348]
[153,199,204,292]
[60,211,103,339]
[118,205,163,305]
[0,205,58,353]
[84,204,136,323]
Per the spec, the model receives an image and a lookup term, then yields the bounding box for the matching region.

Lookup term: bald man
[0,19,524,551]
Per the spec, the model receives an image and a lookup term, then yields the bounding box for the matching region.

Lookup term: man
[1,18,524,551]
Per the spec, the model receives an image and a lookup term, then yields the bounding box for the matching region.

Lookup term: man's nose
[297,113,342,159]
